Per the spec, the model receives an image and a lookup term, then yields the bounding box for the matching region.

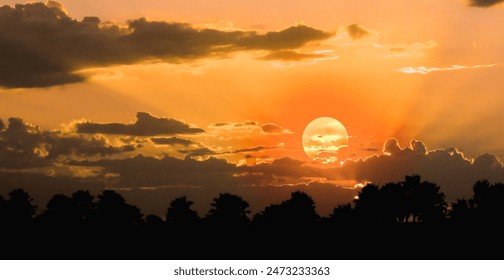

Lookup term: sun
[302,117,349,164]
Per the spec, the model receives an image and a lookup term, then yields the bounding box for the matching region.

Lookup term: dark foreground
[2,223,502,260]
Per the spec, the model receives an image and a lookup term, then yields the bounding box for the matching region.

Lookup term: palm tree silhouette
[354,183,382,223]
[253,191,319,228]
[206,193,250,227]
[96,190,143,227]
[329,203,355,224]
[166,196,199,227]
[380,182,408,223]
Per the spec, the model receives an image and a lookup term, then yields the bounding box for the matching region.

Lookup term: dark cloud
[76,112,204,136]
[262,50,329,61]
[0,119,4,130]
[234,146,273,153]
[210,122,231,127]
[235,121,259,127]
[240,157,326,184]
[151,137,196,146]
[340,139,504,201]
[0,2,332,88]
[74,154,236,189]
[178,147,216,158]
[469,0,504,7]
[0,117,133,169]
[346,24,369,40]
[237,25,332,50]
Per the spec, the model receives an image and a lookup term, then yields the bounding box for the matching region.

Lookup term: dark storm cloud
[346,24,369,40]
[76,112,204,136]
[469,0,504,7]
[0,2,333,88]
[0,117,133,169]
[150,137,197,146]
[0,119,4,130]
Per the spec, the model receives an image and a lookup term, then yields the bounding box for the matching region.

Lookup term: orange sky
[2,0,503,161]
[0,0,504,215]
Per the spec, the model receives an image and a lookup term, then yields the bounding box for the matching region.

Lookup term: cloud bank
[2,114,504,216]
[340,139,504,201]
[0,2,332,88]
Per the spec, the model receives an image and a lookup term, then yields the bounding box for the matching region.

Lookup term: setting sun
[302,117,349,164]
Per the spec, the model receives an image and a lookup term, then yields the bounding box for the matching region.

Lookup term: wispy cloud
[399,63,500,74]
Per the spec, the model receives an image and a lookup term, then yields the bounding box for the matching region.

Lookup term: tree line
[0,175,502,230]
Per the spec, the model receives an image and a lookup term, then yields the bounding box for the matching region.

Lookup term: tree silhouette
[405,176,447,223]
[166,196,199,227]
[5,188,37,226]
[253,191,319,228]
[95,190,143,227]
[329,203,356,225]
[354,183,382,223]
[38,194,78,226]
[380,182,409,223]
[449,199,476,223]
[71,190,96,225]
[206,193,250,227]
[471,180,504,222]
[354,176,447,224]
[0,195,6,221]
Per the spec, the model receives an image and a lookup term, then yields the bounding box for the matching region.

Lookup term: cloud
[178,147,216,158]
[346,24,370,40]
[208,120,293,139]
[76,112,204,136]
[469,0,504,7]
[340,139,504,201]
[234,146,273,153]
[150,137,197,146]
[261,123,293,134]
[0,117,133,169]
[236,25,332,50]
[0,2,332,88]
[0,119,4,131]
[399,63,499,74]
[262,50,331,61]
[74,154,236,189]
[240,157,327,184]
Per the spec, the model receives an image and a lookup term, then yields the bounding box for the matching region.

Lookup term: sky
[0,0,504,216]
